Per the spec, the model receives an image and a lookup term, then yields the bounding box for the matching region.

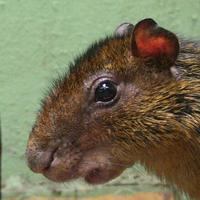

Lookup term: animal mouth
[35,147,125,184]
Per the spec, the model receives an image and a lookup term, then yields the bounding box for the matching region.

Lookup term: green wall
[1,0,200,198]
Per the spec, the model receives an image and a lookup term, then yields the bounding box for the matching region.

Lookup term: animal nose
[26,149,54,173]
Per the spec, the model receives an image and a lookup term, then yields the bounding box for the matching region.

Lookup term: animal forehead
[68,36,132,81]
[50,35,132,99]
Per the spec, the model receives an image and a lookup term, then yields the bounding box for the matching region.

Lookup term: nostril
[26,149,55,173]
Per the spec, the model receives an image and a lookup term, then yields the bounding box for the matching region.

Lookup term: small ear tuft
[131,18,179,67]
[115,23,134,37]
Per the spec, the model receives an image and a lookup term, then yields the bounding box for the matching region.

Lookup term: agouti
[26,18,200,199]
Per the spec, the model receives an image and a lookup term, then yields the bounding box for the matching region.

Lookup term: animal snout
[26,148,55,173]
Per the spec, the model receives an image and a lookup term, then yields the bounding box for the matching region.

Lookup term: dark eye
[95,80,117,102]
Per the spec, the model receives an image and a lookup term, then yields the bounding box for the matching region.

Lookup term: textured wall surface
[1,0,200,198]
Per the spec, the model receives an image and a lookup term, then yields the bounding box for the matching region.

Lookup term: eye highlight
[95,80,117,103]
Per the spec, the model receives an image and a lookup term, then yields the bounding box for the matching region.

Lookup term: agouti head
[26,18,189,186]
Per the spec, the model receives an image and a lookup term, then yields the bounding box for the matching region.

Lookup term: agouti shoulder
[26,19,200,200]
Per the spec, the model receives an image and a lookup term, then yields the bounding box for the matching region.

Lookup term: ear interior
[131,18,179,67]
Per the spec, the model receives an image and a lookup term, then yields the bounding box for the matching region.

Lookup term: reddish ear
[131,18,179,66]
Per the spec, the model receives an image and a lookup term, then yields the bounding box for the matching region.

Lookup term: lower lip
[43,168,79,182]
[42,161,80,182]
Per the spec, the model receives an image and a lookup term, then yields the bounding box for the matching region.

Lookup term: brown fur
[26,21,200,200]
